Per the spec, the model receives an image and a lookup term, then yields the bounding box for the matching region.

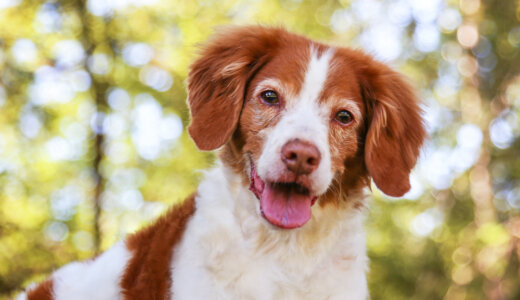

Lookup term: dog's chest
[171,215,361,300]
[170,168,368,300]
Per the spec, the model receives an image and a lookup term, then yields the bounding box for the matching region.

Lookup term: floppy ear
[354,53,426,197]
[187,26,281,151]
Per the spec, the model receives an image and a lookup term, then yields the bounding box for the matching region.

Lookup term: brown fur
[187,26,288,151]
[26,279,54,300]
[120,195,196,300]
[346,49,426,197]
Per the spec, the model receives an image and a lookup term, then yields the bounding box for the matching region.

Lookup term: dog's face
[187,27,425,229]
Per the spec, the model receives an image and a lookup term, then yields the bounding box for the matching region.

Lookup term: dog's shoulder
[21,195,196,300]
[121,194,196,299]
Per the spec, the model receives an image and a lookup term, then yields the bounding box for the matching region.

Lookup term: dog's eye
[260,90,279,105]
[335,110,353,125]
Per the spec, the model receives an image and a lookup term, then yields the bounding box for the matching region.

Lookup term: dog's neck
[171,161,369,299]
[195,161,367,264]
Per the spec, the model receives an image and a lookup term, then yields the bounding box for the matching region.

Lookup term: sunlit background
[0,0,519,299]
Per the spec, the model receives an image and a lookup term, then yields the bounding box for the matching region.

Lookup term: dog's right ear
[187,26,282,151]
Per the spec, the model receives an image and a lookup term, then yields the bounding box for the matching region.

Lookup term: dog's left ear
[353,52,426,197]
[187,26,282,151]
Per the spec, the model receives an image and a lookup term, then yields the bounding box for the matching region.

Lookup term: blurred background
[0,0,519,299]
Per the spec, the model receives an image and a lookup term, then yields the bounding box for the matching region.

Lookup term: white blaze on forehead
[294,47,335,107]
[257,46,335,195]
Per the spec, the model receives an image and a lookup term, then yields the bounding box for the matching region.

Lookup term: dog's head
[187,26,426,229]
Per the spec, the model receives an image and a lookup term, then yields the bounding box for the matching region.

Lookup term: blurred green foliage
[0,0,519,299]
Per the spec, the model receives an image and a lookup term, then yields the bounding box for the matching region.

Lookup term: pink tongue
[260,184,312,229]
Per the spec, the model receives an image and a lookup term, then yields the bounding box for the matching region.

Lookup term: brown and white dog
[19,26,425,300]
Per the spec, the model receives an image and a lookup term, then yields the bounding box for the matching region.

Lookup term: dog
[19,26,425,300]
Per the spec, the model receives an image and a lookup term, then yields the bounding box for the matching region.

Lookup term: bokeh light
[1,0,519,299]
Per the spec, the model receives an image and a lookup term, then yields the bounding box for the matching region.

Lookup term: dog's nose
[281,139,321,175]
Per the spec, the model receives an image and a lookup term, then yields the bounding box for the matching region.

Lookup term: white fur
[298,47,334,106]
[257,47,334,195]
[18,242,130,299]
[52,242,130,300]
[171,164,368,299]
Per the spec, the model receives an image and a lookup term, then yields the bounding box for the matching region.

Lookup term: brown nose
[281,139,321,175]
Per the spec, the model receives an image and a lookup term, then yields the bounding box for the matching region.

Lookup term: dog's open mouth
[249,162,317,229]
